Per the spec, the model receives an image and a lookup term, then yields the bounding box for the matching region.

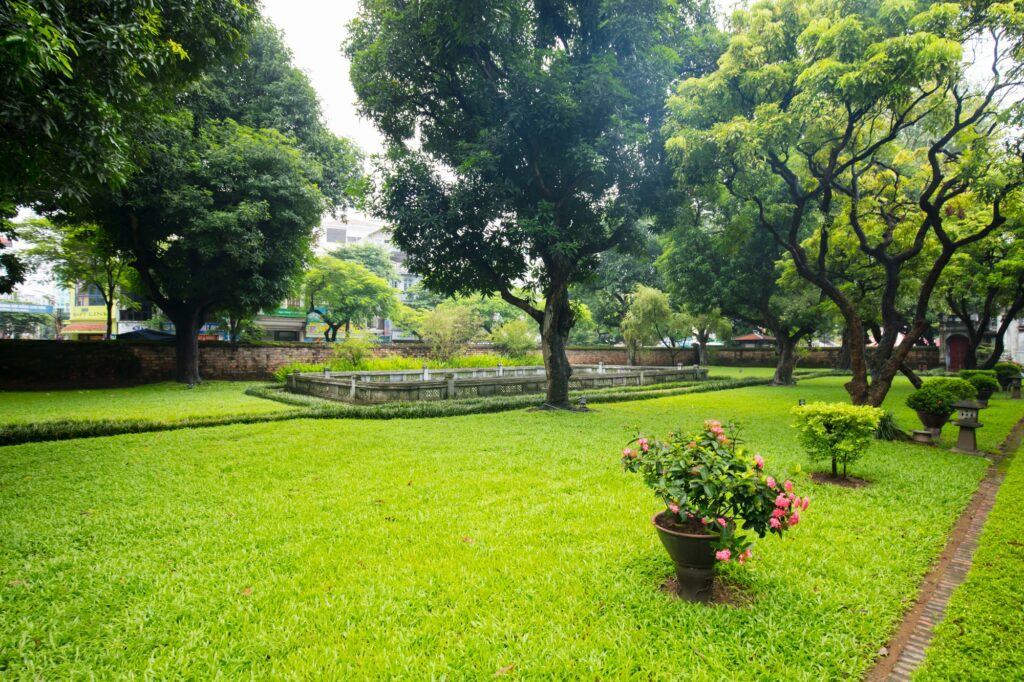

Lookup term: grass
[0,376,1015,678]
[913,442,1024,680]
[0,382,289,425]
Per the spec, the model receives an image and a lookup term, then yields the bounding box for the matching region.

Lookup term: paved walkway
[865,420,1024,681]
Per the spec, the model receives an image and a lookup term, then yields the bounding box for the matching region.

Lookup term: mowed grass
[0,382,289,425]
[0,377,1016,679]
[914,445,1024,680]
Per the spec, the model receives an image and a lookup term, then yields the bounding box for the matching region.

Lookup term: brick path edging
[865,418,1024,681]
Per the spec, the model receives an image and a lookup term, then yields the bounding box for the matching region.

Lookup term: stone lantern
[1011,375,1022,400]
[951,399,984,454]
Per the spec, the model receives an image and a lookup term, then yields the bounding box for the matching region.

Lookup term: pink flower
[638,437,649,452]
[669,503,680,514]
[717,517,727,527]
[789,512,800,526]
[717,434,730,444]
[701,516,710,526]
[802,497,810,510]
[715,549,732,562]
[622,448,635,459]
[738,549,753,564]
[771,508,786,518]
[754,455,765,469]
[775,494,790,509]
[766,476,776,489]
[687,441,697,449]
[769,517,782,529]
[784,480,794,492]
[710,425,724,435]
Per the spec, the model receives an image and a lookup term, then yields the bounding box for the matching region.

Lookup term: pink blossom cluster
[768,487,810,531]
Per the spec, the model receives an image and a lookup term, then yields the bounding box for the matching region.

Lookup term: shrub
[959,370,999,395]
[875,411,910,442]
[792,402,884,478]
[489,318,538,358]
[334,335,376,366]
[993,361,1023,389]
[418,304,480,361]
[906,377,977,416]
[622,420,808,563]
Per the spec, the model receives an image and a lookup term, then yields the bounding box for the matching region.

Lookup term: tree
[660,209,827,384]
[677,307,732,368]
[0,0,257,293]
[23,220,132,338]
[418,302,481,362]
[665,0,1024,405]
[348,0,721,408]
[620,286,689,365]
[938,225,1024,368]
[0,311,50,338]
[64,23,364,383]
[214,308,264,343]
[490,318,538,359]
[330,242,397,281]
[304,257,397,341]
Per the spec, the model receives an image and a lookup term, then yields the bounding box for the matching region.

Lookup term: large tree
[64,24,363,383]
[347,0,721,408]
[0,0,257,293]
[666,0,1024,406]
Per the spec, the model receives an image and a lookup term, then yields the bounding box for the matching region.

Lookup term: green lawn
[1,376,1014,678]
[0,382,289,425]
[913,444,1024,680]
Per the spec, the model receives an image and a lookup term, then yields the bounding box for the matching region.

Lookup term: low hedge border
[0,376,788,447]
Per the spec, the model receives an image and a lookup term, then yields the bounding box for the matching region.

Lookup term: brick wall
[0,340,504,388]
[0,340,942,389]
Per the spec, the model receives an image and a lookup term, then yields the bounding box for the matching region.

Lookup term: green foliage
[624,420,807,560]
[333,335,377,367]
[304,257,397,341]
[418,303,480,362]
[0,311,52,338]
[993,361,1023,388]
[874,411,910,442]
[272,353,543,383]
[906,378,978,417]
[959,370,1000,394]
[330,242,397,281]
[792,402,884,477]
[489,318,537,359]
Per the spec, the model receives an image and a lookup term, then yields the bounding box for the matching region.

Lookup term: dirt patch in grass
[810,471,872,488]
[659,576,755,608]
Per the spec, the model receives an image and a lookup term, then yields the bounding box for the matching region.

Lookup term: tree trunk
[105,298,114,339]
[772,336,799,385]
[170,307,204,384]
[837,328,851,370]
[541,283,574,409]
[697,338,709,365]
[626,341,637,366]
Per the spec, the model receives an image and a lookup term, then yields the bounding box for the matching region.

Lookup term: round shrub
[792,402,884,478]
[906,377,977,416]
[959,370,999,395]
[993,361,1023,389]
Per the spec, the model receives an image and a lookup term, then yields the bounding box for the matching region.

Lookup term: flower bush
[792,402,884,477]
[906,377,977,417]
[622,420,807,563]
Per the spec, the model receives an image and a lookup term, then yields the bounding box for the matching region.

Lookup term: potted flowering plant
[622,420,808,602]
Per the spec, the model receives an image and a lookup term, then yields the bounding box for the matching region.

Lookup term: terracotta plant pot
[652,512,716,602]
[916,410,951,437]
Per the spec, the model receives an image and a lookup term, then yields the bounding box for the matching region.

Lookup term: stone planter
[916,410,951,437]
[652,512,717,602]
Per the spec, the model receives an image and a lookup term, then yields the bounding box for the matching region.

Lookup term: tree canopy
[304,257,397,341]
